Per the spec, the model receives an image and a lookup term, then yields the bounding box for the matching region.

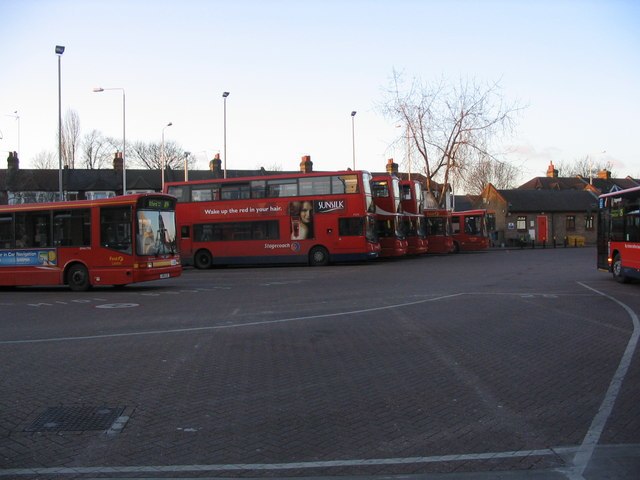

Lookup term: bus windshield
[137,209,177,256]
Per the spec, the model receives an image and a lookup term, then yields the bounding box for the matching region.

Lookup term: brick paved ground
[0,248,638,479]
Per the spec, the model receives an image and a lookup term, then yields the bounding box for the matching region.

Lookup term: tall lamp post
[161,122,172,190]
[222,91,229,178]
[351,111,357,170]
[93,87,126,194]
[55,45,65,200]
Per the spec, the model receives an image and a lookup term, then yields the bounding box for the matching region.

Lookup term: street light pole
[161,122,172,191]
[222,91,229,178]
[93,87,126,194]
[351,111,357,170]
[55,45,65,200]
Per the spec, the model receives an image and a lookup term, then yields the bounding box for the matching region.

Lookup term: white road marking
[0,293,464,345]
[0,445,580,476]
[559,282,640,480]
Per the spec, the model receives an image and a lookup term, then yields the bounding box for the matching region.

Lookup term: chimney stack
[113,151,123,172]
[209,153,223,178]
[7,151,19,171]
[386,158,398,175]
[300,155,313,173]
[598,169,612,180]
[546,161,558,178]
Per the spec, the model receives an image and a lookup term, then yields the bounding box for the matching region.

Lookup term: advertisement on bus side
[0,249,57,266]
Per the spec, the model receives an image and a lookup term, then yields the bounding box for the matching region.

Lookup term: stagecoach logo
[291,242,301,252]
[315,199,346,213]
[109,255,124,265]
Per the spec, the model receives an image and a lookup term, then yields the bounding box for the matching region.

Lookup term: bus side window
[339,217,364,236]
[626,213,640,242]
[16,212,51,247]
[54,209,91,247]
[181,225,190,239]
[167,186,189,202]
[0,215,13,248]
[100,206,132,254]
[451,218,460,234]
[251,181,266,198]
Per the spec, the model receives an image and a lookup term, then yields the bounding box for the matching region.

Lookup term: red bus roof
[0,193,174,213]
[452,209,494,216]
[599,185,640,199]
[165,170,370,187]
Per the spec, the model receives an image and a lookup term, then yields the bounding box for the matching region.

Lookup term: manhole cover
[25,406,126,432]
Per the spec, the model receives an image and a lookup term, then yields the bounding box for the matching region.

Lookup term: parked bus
[450,209,491,252]
[371,174,408,257]
[597,186,640,282]
[0,194,181,290]
[400,179,428,255]
[164,170,380,267]
[424,209,454,254]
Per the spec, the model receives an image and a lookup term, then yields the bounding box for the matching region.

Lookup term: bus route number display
[141,198,174,210]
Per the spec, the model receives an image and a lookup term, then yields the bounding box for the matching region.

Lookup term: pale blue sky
[1,0,638,186]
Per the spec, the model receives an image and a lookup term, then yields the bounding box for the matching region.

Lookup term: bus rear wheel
[194,249,212,269]
[309,246,330,266]
[612,254,628,283]
[67,264,91,292]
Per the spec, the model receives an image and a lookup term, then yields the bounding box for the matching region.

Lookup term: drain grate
[25,406,126,432]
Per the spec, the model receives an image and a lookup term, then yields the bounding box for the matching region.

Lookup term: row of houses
[455,162,638,247]
[1,152,636,247]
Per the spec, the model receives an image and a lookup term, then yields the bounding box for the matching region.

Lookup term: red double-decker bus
[164,170,380,267]
[0,194,181,290]
[424,209,454,254]
[400,179,428,255]
[450,209,491,252]
[597,186,640,282]
[371,174,408,257]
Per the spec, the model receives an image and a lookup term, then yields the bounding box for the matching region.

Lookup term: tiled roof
[498,189,598,212]
[0,168,285,192]
[582,176,639,193]
[518,175,639,194]
[453,195,481,211]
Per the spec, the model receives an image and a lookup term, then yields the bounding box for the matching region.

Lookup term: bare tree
[129,140,185,170]
[32,150,57,169]
[80,130,113,169]
[555,155,614,179]
[462,153,521,195]
[258,162,282,172]
[61,109,81,169]
[382,71,522,205]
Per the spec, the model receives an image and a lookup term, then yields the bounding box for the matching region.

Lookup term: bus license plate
[160,273,170,279]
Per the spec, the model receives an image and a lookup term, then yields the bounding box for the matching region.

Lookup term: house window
[516,216,527,231]
[585,215,594,231]
[566,215,576,231]
[86,191,116,200]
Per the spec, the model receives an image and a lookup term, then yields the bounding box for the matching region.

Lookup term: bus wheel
[613,254,628,283]
[452,242,460,254]
[194,249,212,269]
[67,264,91,292]
[309,246,330,266]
